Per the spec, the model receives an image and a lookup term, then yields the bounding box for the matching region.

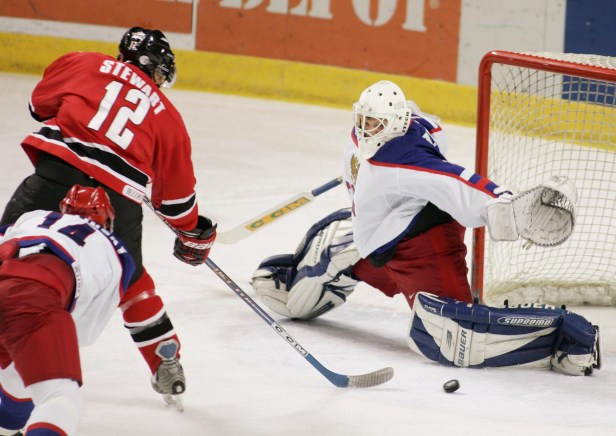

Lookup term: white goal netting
[474,51,616,306]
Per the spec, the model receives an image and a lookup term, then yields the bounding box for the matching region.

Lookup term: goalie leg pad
[407,292,599,375]
[251,254,297,318]
[551,312,600,376]
[251,209,360,320]
[408,293,557,369]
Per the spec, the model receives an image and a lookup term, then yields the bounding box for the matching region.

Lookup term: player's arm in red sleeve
[29,52,82,122]
[150,125,199,231]
[151,123,217,266]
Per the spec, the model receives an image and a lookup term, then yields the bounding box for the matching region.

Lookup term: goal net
[472,51,616,307]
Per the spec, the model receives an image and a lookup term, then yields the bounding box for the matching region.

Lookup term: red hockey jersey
[23,51,199,231]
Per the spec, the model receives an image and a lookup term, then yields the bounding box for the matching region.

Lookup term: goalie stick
[143,197,394,388]
[216,176,343,244]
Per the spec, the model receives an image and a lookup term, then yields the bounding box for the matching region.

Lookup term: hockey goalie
[251,80,601,376]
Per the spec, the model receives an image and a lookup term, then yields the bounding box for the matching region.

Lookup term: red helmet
[60,185,116,231]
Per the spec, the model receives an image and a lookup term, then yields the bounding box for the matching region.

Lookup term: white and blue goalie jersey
[343,115,504,258]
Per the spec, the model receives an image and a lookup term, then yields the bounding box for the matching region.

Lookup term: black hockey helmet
[118,27,176,88]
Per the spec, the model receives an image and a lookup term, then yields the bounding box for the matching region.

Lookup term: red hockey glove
[173,216,217,266]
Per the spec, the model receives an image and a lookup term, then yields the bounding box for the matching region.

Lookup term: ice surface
[1,72,614,436]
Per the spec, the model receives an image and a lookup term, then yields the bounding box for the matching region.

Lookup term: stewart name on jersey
[21,51,198,230]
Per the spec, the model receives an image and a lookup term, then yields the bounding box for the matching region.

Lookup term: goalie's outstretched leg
[252,208,361,320]
[408,292,600,376]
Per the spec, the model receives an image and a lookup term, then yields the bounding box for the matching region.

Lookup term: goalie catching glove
[251,209,361,319]
[174,215,217,266]
[487,175,577,247]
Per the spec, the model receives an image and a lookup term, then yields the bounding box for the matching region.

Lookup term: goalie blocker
[408,292,601,376]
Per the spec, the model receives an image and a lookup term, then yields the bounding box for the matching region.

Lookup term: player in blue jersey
[251,80,600,376]
[0,185,134,434]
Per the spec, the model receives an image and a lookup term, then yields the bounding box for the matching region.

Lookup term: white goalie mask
[353,81,412,160]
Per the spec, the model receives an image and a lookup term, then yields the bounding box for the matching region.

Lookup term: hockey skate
[151,340,185,412]
[581,324,602,376]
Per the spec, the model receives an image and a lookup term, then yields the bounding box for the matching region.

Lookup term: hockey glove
[173,215,217,266]
[486,175,577,247]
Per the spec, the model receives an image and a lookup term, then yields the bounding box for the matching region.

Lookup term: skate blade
[163,394,184,412]
[593,325,602,370]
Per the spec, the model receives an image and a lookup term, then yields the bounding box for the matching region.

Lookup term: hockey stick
[204,258,394,388]
[216,176,343,244]
[143,197,394,388]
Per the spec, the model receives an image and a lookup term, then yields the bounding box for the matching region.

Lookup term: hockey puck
[443,379,460,393]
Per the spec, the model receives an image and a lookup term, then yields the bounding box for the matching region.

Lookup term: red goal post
[472,50,616,307]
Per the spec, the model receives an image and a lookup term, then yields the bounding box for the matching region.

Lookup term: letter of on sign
[220,0,425,31]
[351,0,426,31]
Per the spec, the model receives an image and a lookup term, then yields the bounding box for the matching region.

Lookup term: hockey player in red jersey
[0,27,216,406]
[0,185,136,435]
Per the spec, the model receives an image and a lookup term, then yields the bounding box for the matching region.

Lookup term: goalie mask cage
[472,50,616,307]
